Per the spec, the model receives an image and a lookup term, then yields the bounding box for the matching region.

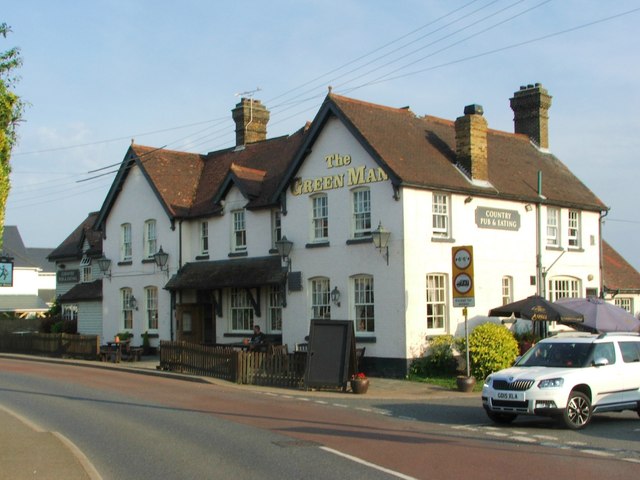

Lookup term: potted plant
[350,372,369,394]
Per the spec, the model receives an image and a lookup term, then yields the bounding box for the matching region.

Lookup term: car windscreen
[516,342,592,368]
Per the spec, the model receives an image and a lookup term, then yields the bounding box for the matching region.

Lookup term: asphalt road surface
[1,358,638,479]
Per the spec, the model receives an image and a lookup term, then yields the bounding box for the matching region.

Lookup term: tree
[0,23,24,251]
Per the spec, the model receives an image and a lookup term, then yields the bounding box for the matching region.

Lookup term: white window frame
[121,223,132,262]
[311,194,328,242]
[353,275,374,333]
[548,276,580,301]
[271,210,282,250]
[232,210,247,252]
[121,288,134,330]
[432,193,450,239]
[567,210,581,248]
[62,304,78,321]
[80,256,92,283]
[546,207,560,247]
[352,188,371,239]
[200,221,209,255]
[268,284,282,332]
[426,273,447,332]
[311,277,331,319]
[230,288,253,331]
[614,297,633,314]
[144,219,157,258]
[501,276,513,305]
[145,286,158,330]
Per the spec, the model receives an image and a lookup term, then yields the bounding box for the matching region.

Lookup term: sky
[3,1,640,270]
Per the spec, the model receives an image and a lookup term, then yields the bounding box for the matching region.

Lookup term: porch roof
[165,256,285,291]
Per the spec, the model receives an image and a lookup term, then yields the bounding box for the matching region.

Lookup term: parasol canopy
[489,295,584,323]
[555,297,640,333]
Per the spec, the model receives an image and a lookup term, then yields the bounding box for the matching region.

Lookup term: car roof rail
[596,332,640,339]
[551,331,594,338]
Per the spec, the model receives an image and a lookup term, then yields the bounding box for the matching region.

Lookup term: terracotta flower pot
[351,378,370,394]
[456,375,476,392]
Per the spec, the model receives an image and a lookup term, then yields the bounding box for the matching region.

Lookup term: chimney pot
[463,104,484,115]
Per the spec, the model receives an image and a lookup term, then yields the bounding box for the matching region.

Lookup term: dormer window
[80,256,91,282]
[232,210,246,252]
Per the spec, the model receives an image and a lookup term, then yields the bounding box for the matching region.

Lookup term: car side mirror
[592,357,609,367]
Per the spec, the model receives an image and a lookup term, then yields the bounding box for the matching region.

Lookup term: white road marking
[320,446,419,480]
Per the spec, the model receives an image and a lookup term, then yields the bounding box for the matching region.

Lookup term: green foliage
[410,335,458,376]
[0,24,24,249]
[116,331,133,341]
[467,322,519,380]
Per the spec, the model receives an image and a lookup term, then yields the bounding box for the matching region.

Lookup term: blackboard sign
[304,319,356,390]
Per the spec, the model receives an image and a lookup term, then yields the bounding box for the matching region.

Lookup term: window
[200,221,209,255]
[230,288,253,331]
[311,194,328,241]
[354,275,374,333]
[502,276,513,305]
[62,304,78,321]
[311,277,331,319]
[432,193,450,238]
[80,256,92,282]
[121,288,134,330]
[145,286,158,330]
[546,207,560,247]
[568,210,581,248]
[352,188,371,238]
[271,210,282,249]
[232,210,246,252]
[144,220,157,258]
[268,285,282,332]
[548,277,580,301]
[121,223,132,261]
[426,274,447,330]
[619,341,640,363]
[615,297,633,313]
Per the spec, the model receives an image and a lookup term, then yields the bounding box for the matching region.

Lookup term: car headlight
[483,375,493,387]
[538,378,564,389]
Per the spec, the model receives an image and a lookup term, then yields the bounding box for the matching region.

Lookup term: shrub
[467,323,519,380]
[410,335,458,376]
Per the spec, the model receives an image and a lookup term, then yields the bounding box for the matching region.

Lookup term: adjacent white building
[93,85,608,375]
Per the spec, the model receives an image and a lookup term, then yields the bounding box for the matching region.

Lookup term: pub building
[92,84,606,376]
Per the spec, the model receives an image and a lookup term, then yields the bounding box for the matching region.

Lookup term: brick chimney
[455,104,488,181]
[232,98,270,147]
[509,83,552,149]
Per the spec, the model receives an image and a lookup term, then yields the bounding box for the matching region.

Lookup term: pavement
[0,353,477,479]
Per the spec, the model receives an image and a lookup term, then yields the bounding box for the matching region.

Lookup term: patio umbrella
[489,295,584,337]
[555,297,640,333]
[489,295,584,323]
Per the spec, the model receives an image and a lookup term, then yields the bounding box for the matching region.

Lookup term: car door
[589,342,626,407]
[617,340,640,404]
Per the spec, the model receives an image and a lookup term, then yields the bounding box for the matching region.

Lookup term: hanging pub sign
[452,246,475,307]
[0,257,14,287]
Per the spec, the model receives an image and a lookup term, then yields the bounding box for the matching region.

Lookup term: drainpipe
[599,209,609,298]
[535,171,543,297]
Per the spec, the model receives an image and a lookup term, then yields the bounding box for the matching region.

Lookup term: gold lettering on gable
[291,154,389,196]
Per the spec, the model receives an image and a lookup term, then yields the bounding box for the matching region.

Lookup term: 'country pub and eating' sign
[475,207,520,231]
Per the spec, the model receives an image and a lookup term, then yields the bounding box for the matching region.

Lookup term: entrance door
[176,304,203,343]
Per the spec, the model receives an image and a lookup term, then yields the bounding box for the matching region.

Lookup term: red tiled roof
[602,241,640,292]
[327,94,606,210]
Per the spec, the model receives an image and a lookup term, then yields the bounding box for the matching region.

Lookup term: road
[1,358,639,479]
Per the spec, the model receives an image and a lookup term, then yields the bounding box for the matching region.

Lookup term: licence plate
[495,391,524,401]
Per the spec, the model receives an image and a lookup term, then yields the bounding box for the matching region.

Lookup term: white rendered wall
[101,165,177,346]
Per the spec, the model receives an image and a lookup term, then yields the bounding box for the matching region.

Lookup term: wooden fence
[159,341,307,388]
[0,333,100,359]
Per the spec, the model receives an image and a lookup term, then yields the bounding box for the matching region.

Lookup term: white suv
[482,332,640,429]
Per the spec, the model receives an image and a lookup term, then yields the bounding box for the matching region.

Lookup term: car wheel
[486,410,517,424]
[562,391,592,430]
